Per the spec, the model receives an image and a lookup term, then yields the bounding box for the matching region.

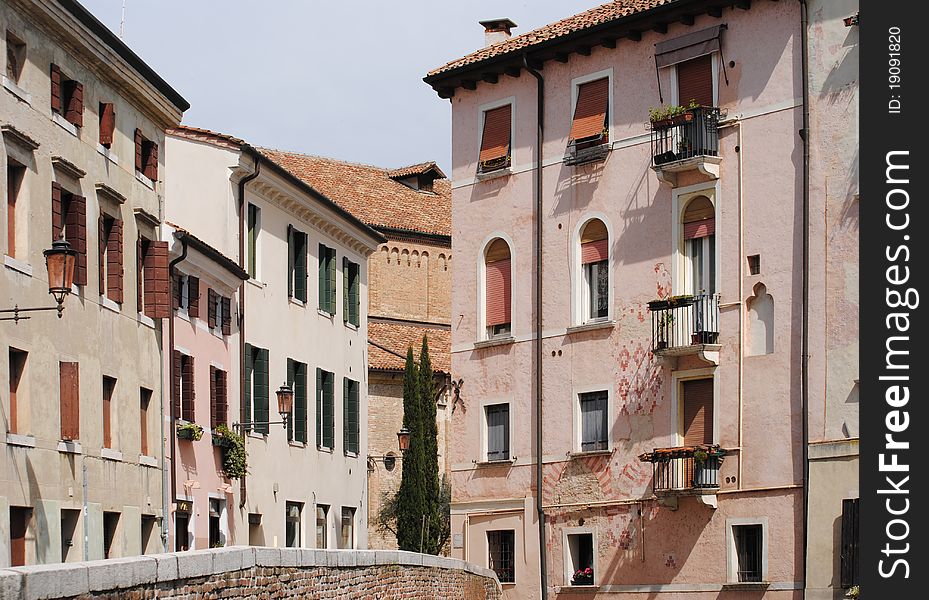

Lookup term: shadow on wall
[614,155,669,266]
[550,159,606,217]
[467,173,510,204]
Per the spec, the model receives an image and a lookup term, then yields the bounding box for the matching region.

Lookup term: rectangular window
[247,203,259,279]
[6,32,25,84]
[487,530,515,584]
[318,244,336,314]
[52,184,87,286]
[102,376,116,449]
[287,359,308,443]
[676,54,714,108]
[134,129,158,182]
[140,387,152,456]
[485,403,510,461]
[340,507,355,549]
[478,104,512,174]
[50,64,83,127]
[584,261,609,321]
[841,498,860,588]
[682,378,714,445]
[567,532,595,586]
[244,344,270,435]
[316,368,334,449]
[137,236,170,318]
[733,524,764,582]
[6,162,24,258]
[316,504,329,549]
[285,502,302,548]
[485,254,511,338]
[61,508,80,562]
[209,499,224,548]
[59,361,80,441]
[288,226,308,302]
[569,77,609,148]
[172,352,195,422]
[175,504,191,551]
[342,258,360,326]
[102,511,119,559]
[98,213,123,304]
[210,367,228,430]
[8,348,26,434]
[747,254,761,275]
[343,378,359,455]
[98,102,115,147]
[9,506,32,567]
[579,391,608,452]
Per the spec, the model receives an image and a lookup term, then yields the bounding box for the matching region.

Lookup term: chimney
[479,18,517,47]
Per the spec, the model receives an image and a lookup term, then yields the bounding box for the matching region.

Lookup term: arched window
[682,195,715,297]
[485,239,512,338]
[580,219,609,322]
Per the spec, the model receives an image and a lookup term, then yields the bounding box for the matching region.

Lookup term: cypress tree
[418,334,441,554]
[396,346,424,551]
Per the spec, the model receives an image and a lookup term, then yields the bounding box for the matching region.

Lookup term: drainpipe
[167,235,188,550]
[799,0,811,592]
[237,151,261,509]
[523,53,547,600]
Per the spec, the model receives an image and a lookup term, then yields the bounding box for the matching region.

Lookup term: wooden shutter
[287,359,296,441]
[187,276,200,318]
[683,195,715,239]
[287,225,295,298]
[99,103,116,146]
[10,508,29,567]
[682,378,714,445]
[51,183,63,240]
[296,233,307,302]
[143,142,158,181]
[171,350,182,418]
[50,64,61,113]
[342,378,349,451]
[221,296,231,335]
[479,105,511,165]
[350,262,360,327]
[255,348,269,434]
[294,363,307,444]
[323,371,334,449]
[208,288,217,329]
[841,498,860,588]
[59,362,80,441]
[64,80,83,127]
[143,241,170,318]
[217,370,227,427]
[181,355,195,422]
[677,54,714,108]
[102,378,112,449]
[107,219,123,303]
[316,367,323,447]
[98,215,107,293]
[67,195,87,286]
[342,257,349,323]
[327,248,336,314]
[570,78,609,142]
[172,274,181,309]
[134,129,143,173]
[318,244,328,311]
[243,344,253,431]
[137,238,144,311]
[348,380,359,454]
[210,366,218,428]
[581,239,609,264]
[485,258,511,327]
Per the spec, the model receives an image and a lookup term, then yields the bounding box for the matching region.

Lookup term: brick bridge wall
[0,547,502,600]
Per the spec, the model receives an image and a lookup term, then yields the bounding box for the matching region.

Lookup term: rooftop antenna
[119,0,126,39]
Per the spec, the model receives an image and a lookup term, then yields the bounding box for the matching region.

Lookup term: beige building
[1,0,186,565]
[256,154,453,550]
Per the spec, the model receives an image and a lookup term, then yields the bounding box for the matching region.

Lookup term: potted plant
[571,567,594,586]
[656,311,675,350]
[692,446,724,488]
[213,424,247,479]
[176,421,203,441]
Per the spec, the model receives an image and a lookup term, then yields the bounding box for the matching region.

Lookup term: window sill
[135,171,155,190]
[101,447,123,461]
[343,321,359,331]
[138,313,156,329]
[289,297,306,308]
[100,296,121,314]
[52,112,79,137]
[210,327,226,340]
[562,584,599,591]
[566,320,615,335]
[247,431,267,441]
[344,450,359,459]
[473,458,515,468]
[722,582,769,591]
[139,454,158,467]
[2,76,31,104]
[476,167,512,182]
[289,441,307,449]
[317,445,333,454]
[474,336,515,350]
[6,433,36,448]
[58,440,83,454]
[317,308,335,319]
[176,309,190,323]
[96,144,118,165]
[568,449,612,459]
[246,278,265,289]
[4,255,33,277]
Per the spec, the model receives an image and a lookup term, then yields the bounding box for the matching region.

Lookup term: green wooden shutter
[350,262,360,327]
[255,348,270,434]
[247,205,257,279]
[243,344,253,432]
[342,257,349,322]
[286,358,295,441]
[343,377,349,450]
[318,244,327,311]
[323,371,334,449]
[327,248,337,314]
[295,363,307,443]
[287,225,294,298]
[345,379,359,454]
[296,233,307,303]
[316,367,323,447]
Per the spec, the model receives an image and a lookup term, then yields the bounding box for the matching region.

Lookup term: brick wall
[0,547,501,600]
[368,240,451,324]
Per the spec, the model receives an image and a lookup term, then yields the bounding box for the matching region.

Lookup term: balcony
[648,293,720,362]
[639,445,724,504]
[650,107,721,186]
[565,133,610,167]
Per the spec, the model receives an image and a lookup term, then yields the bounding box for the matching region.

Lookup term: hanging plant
[214,424,248,479]
[176,421,204,441]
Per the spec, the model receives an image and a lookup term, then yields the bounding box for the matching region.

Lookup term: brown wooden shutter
[137,238,144,311]
[134,129,143,173]
[172,274,182,310]
[99,103,115,146]
[144,143,158,181]
[67,195,87,286]
[218,371,227,426]
[107,219,123,303]
[210,366,218,429]
[64,81,83,127]
[181,355,195,422]
[143,241,170,318]
[479,105,512,165]
[59,362,80,441]
[570,77,609,142]
[52,183,63,241]
[207,288,217,329]
[187,276,200,318]
[677,55,714,108]
[682,378,714,445]
[172,350,182,418]
[98,215,107,293]
[221,296,231,335]
[50,64,61,113]
[486,258,512,327]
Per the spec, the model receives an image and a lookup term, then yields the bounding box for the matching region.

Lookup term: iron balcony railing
[648,293,719,353]
[638,445,724,493]
[650,107,721,167]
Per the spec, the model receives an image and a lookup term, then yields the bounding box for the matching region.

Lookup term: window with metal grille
[488,530,515,583]
[840,498,859,588]
[485,403,510,461]
[734,524,763,582]
[579,391,608,452]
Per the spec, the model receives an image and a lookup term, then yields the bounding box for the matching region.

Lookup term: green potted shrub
[176,421,203,441]
[213,424,247,479]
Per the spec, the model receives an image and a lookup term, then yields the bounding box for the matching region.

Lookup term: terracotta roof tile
[167,125,245,149]
[387,161,447,180]
[257,149,451,237]
[427,0,671,77]
[368,322,450,373]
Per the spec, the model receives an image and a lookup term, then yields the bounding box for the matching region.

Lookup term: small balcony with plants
[648,293,720,362]
[638,445,725,501]
[649,103,721,186]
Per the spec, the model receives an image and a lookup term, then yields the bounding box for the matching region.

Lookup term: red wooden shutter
[107,219,123,303]
[64,81,83,127]
[221,296,231,335]
[52,183,63,241]
[181,356,195,422]
[59,362,80,441]
[98,215,107,293]
[187,276,200,318]
[486,258,511,327]
[581,239,609,264]
[172,350,182,418]
[50,64,61,113]
[570,78,609,142]
[134,129,143,173]
[217,371,227,426]
[677,55,714,108]
[172,274,182,310]
[479,105,512,165]
[67,195,87,286]
[137,238,145,312]
[682,378,714,445]
[210,366,218,428]
[99,103,115,146]
[143,241,170,319]
[207,288,217,329]
[144,143,158,181]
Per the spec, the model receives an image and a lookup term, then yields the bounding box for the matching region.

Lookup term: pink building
[424,0,855,598]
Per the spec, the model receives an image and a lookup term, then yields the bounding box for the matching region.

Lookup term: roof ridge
[257,147,390,173]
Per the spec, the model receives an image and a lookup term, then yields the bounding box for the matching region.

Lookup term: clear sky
[78,0,600,173]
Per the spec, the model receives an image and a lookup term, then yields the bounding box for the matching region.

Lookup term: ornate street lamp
[397,427,411,453]
[234,382,294,432]
[1,237,77,323]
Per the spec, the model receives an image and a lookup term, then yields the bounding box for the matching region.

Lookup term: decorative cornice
[51,156,86,179]
[1,124,40,150]
[95,182,126,204]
